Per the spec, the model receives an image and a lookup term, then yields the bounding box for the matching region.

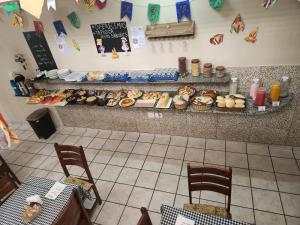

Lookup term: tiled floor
[1,122,300,225]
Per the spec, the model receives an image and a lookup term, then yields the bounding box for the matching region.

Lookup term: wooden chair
[54,143,102,212]
[53,190,93,225]
[0,154,21,185]
[137,207,153,225]
[184,164,232,219]
[0,175,18,204]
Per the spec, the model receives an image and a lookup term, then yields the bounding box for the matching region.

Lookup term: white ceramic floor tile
[254,210,286,225]
[127,187,153,208]
[107,183,133,205]
[96,202,124,225]
[136,170,159,189]
[252,188,283,214]
[149,191,175,213]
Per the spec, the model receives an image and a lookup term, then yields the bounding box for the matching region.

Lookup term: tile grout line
[116,134,155,225]
[269,144,288,225]
[245,143,256,225]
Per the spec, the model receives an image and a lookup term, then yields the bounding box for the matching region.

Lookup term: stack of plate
[46,69,58,79]
[57,69,71,80]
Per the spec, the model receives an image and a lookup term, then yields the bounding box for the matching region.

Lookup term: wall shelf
[145,21,195,39]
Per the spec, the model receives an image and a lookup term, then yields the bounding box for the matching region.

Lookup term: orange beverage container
[270,82,281,102]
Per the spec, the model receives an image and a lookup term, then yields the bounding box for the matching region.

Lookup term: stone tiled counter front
[55,94,295,145]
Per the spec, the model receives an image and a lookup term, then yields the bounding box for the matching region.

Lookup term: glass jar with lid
[191,59,200,76]
[178,57,187,77]
[215,66,225,78]
[203,63,212,78]
[229,77,238,95]
[280,76,290,98]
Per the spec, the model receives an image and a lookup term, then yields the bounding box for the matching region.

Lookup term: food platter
[119,98,135,107]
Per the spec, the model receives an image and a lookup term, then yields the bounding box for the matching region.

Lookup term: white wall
[0,0,299,122]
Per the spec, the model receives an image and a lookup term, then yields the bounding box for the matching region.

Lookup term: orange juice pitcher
[270,82,281,102]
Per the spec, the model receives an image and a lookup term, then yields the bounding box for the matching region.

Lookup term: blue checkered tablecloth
[160,205,251,225]
[0,176,76,225]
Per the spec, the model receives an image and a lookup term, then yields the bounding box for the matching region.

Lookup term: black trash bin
[26,108,56,139]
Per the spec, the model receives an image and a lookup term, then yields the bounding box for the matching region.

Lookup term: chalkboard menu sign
[23,31,57,71]
[90,21,131,53]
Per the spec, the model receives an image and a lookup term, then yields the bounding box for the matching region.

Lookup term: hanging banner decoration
[72,39,80,51]
[245,27,259,43]
[83,0,96,11]
[230,14,244,34]
[209,34,223,45]
[3,2,20,12]
[56,34,69,53]
[148,3,160,25]
[20,0,44,19]
[90,21,131,53]
[262,0,278,9]
[131,26,145,49]
[176,0,191,22]
[47,0,56,10]
[95,0,107,10]
[12,13,23,28]
[121,1,133,21]
[34,21,44,33]
[208,0,224,10]
[0,114,19,149]
[67,11,80,29]
[53,20,67,35]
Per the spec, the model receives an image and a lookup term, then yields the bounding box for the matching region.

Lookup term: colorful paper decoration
[176,0,191,22]
[121,1,133,21]
[67,11,80,29]
[12,13,23,28]
[208,0,224,10]
[245,27,258,43]
[148,3,160,25]
[230,14,244,34]
[112,48,119,59]
[96,39,106,56]
[3,2,20,12]
[95,0,107,10]
[20,0,44,19]
[262,0,278,9]
[83,0,96,11]
[72,39,80,51]
[47,0,56,10]
[56,34,68,53]
[0,114,19,149]
[34,21,44,33]
[53,20,67,35]
[210,34,223,45]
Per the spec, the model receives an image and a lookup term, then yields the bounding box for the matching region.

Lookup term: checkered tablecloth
[160,205,251,225]
[0,176,76,225]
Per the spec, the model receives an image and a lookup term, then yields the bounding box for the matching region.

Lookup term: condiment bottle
[255,87,266,106]
[280,76,290,98]
[203,63,212,78]
[229,77,238,95]
[215,66,225,78]
[250,78,259,100]
[191,59,200,76]
[270,82,281,102]
[178,57,187,77]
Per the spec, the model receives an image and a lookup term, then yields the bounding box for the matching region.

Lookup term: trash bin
[26,108,56,139]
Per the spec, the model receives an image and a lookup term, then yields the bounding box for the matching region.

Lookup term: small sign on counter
[272,101,280,107]
[258,106,266,112]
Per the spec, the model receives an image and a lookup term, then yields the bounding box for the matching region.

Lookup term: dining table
[160,205,252,225]
[0,176,76,225]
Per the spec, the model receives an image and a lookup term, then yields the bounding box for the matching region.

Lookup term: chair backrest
[187,164,232,212]
[137,207,153,225]
[53,190,92,225]
[0,175,18,202]
[54,143,91,178]
[0,154,21,185]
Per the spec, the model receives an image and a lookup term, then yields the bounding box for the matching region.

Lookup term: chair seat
[183,203,231,219]
[64,176,93,191]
